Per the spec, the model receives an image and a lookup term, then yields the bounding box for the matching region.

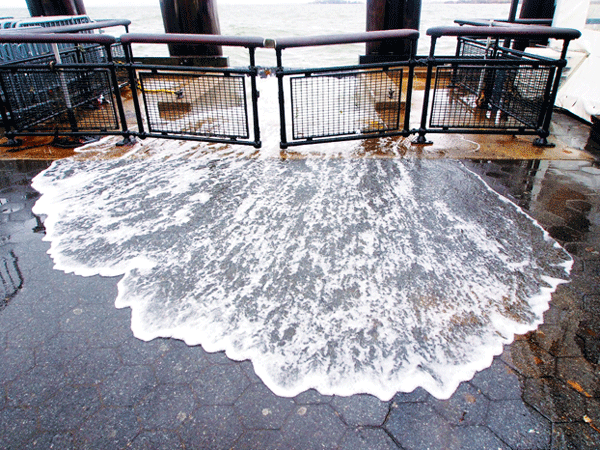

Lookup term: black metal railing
[418,26,580,146]
[0,32,125,139]
[0,24,581,150]
[119,33,265,147]
[274,30,419,149]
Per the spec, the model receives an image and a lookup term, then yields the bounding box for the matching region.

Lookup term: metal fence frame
[418,26,581,146]
[274,30,420,149]
[0,25,581,150]
[119,33,265,148]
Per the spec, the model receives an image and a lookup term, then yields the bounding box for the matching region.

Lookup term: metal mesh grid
[139,72,249,139]
[429,64,551,130]
[289,68,403,140]
[0,67,118,132]
[458,38,494,58]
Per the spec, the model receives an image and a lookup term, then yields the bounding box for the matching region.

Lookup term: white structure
[553,0,600,122]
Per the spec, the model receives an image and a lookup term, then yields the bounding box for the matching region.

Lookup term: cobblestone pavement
[1,134,600,449]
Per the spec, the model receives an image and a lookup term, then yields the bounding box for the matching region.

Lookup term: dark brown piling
[159,0,224,59]
[362,0,421,63]
[25,0,86,17]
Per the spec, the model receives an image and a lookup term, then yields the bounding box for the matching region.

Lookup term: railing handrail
[273,29,419,50]
[9,19,132,35]
[427,25,581,41]
[120,32,266,48]
[0,32,116,45]
[454,19,553,27]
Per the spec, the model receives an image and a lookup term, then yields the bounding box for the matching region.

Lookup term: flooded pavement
[1,123,600,448]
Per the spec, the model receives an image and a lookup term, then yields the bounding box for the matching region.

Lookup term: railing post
[105,42,134,145]
[276,47,288,149]
[248,47,261,148]
[403,58,415,135]
[416,35,436,144]
[122,42,146,141]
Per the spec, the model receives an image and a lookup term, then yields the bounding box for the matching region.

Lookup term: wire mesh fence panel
[0,67,118,132]
[289,68,404,141]
[458,38,494,58]
[139,71,249,139]
[429,64,552,130]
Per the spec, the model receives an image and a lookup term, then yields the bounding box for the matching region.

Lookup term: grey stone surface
[234,382,296,430]
[339,427,398,450]
[470,357,524,401]
[280,404,347,449]
[429,382,489,426]
[2,152,600,449]
[487,400,552,450]
[331,394,390,427]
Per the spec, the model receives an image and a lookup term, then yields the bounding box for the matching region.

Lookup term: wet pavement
[1,116,600,449]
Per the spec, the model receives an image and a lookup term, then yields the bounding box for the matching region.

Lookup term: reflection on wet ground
[1,145,600,448]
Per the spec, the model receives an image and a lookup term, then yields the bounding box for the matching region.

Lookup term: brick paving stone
[22,432,76,450]
[33,331,88,371]
[501,340,557,379]
[179,405,244,449]
[469,358,524,401]
[385,401,453,450]
[4,311,60,350]
[280,404,347,450]
[429,382,489,426]
[294,388,333,405]
[74,406,140,449]
[585,398,600,425]
[0,407,39,449]
[0,347,35,382]
[445,425,511,450]
[99,364,158,408]
[239,359,262,384]
[7,363,67,407]
[134,383,195,430]
[486,399,552,450]
[339,427,398,450]
[153,344,209,384]
[390,387,430,403]
[128,429,184,449]
[522,377,587,423]
[86,313,134,348]
[38,385,102,432]
[556,356,600,398]
[64,347,122,384]
[191,363,251,406]
[551,423,600,449]
[234,382,296,430]
[58,304,112,335]
[118,337,170,365]
[204,349,236,365]
[330,394,391,427]
[232,430,289,450]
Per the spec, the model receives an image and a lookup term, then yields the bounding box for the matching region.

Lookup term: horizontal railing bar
[0,19,131,34]
[274,29,419,50]
[280,61,411,76]
[455,18,553,27]
[120,33,266,48]
[0,32,116,45]
[428,58,560,67]
[427,25,581,41]
[124,63,252,75]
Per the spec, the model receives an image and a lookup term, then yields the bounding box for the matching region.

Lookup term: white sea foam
[31,79,571,401]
